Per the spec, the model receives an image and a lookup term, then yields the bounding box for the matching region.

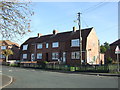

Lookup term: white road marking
[0,74,13,88]
[9,70,12,72]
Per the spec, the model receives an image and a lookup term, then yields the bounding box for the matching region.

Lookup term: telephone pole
[77,12,82,65]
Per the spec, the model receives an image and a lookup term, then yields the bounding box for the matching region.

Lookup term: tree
[0,1,34,40]
[2,49,13,62]
[106,57,112,64]
[104,42,110,50]
[100,42,110,54]
[100,45,107,54]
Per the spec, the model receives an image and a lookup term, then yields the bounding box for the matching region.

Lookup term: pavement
[42,69,120,77]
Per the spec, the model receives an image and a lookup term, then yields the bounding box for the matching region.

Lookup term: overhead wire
[79,1,110,28]
[81,16,89,27]
[81,2,105,14]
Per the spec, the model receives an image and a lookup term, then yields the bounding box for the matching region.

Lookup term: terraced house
[20,27,104,65]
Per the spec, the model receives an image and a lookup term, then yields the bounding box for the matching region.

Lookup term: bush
[37,61,48,69]
[106,57,112,64]
[9,63,18,67]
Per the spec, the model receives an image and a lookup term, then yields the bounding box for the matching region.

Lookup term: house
[20,27,104,66]
[0,40,20,62]
[105,39,120,63]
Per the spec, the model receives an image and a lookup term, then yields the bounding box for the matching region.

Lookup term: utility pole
[115,46,120,72]
[117,53,119,72]
[77,12,82,65]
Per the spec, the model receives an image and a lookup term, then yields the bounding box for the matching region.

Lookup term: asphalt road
[2,65,119,88]
[1,74,12,88]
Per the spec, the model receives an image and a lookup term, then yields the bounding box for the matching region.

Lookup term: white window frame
[71,39,80,47]
[1,46,6,50]
[46,43,49,48]
[71,51,80,59]
[52,42,59,48]
[37,53,42,59]
[37,43,42,49]
[52,52,59,60]
[23,44,28,50]
[23,54,27,59]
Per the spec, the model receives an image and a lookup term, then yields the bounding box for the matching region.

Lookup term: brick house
[0,40,20,62]
[105,39,120,63]
[20,27,104,65]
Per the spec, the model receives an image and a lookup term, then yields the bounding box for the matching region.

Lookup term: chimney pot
[38,33,42,37]
[53,30,58,35]
[73,26,76,32]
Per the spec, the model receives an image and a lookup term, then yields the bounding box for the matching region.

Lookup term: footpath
[43,69,120,77]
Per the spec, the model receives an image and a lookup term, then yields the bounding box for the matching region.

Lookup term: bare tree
[0,0,34,40]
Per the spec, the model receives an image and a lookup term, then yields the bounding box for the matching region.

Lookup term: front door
[46,53,49,62]
[31,54,35,61]
[62,52,66,63]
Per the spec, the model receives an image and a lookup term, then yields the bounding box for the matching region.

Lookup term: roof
[0,40,19,47]
[110,39,120,46]
[22,27,93,45]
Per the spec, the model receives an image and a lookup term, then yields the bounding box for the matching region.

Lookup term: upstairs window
[1,46,6,50]
[52,52,59,60]
[71,39,79,47]
[52,42,59,48]
[71,51,80,59]
[23,54,27,59]
[46,43,49,48]
[37,43,42,49]
[23,44,28,50]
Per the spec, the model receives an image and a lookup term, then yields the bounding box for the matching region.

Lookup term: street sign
[115,46,120,54]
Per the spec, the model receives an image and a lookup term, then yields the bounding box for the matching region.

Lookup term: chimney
[53,30,58,35]
[73,26,76,32]
[37,33,42,37]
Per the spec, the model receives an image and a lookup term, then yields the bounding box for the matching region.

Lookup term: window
[0,54,5,58]
[71,39,79,47]
[37,53,42,59]
[1,46,6,50]
[71,51,80,59]
[46,43,49,48]
[52,42,59,48]
[23,54,27,59]
[37,43,42,49]
[52,52,59,60]
[23,44,28,50]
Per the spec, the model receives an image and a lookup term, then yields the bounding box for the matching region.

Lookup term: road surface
[2,65,119,88]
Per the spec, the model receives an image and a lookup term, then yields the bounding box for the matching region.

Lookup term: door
[62,52,66,63]
[31,54,35,61]
[46,53,49,62]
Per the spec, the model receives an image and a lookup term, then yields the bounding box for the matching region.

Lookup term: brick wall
[86,28,100,65]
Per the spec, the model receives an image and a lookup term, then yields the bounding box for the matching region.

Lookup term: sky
[15,1,118,45]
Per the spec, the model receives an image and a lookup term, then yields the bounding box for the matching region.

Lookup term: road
[2,65,119,88]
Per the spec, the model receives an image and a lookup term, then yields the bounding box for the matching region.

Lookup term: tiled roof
[110,39,120,46]
[22,27,93,45]
[0,40,19,47]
